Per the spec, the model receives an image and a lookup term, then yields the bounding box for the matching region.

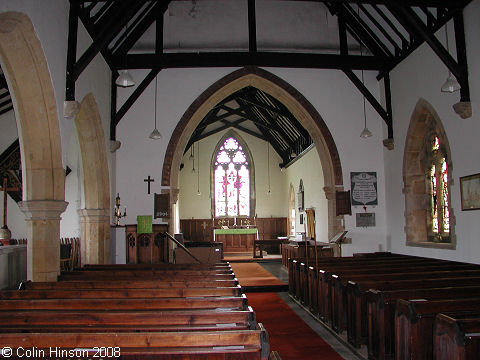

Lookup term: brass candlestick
[114,193,127,225]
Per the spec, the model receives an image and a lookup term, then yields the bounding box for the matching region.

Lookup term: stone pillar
[78,208,111,265]
[18,200,68,282]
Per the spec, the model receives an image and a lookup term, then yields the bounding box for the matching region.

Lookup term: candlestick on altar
[113,193,127,226]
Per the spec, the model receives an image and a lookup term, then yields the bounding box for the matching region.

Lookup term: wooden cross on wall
[144,176,154,194]
[0,178,20,228]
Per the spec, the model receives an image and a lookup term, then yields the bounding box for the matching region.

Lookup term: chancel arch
[74,93,110,265]
[163,66,344,239]
[0,12,67,281]
[403,98,456,249]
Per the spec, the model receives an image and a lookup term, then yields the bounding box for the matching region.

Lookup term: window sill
[406,240,456,250]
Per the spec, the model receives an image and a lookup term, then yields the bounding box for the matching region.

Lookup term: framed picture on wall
[460,173,480,211]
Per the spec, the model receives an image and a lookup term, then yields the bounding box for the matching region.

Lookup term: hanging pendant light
[267,141,271,196]
[441,22,460,93]
[360,85,372,138]
[359,39,372,139]
[149,76,162,140]
[191,142,196,173]
[116,23,135,88]
[116,70,135,88]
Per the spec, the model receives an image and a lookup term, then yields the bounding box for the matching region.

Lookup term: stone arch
[403,98,456,249]
[0,12,67,281]
[163,66,344,239]
[75,93,110,264]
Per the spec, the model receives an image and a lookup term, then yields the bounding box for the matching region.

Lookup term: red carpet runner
[247,292,345,360]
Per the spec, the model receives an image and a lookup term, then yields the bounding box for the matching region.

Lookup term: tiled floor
[257,261,363,360]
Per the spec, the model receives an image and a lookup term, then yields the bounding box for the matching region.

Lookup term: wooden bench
[0,294,248,311]
[1,286,243,299]
[23,278,239,289]
[0,307,257,331]
[366,286,480,360]
[253,239,286,258]
[434,313,480,360]
[0,324,270,359]
[395,298,480,360]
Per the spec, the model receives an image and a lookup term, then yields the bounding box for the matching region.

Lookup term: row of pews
[288,252,480,360]
[0,262,280,359]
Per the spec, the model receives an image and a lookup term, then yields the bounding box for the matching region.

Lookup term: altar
[213,228,258,253]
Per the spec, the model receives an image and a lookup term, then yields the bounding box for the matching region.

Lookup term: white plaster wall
[178,129,286,219]
[284,147,328,243]
[0,110,17,153]
[267,68,388,256]
[115,67,388,255]
[115,68,237,225]
[384,0,480,264]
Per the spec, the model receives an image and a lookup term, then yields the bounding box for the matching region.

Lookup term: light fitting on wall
[149,76,162,140]
[196,142,201,196]
[440,22,461,93]
[115,24,135,88]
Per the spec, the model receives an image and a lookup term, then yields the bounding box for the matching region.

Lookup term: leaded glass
[441,159,450,232]
[213,137,250,217]
[430,164,438,233]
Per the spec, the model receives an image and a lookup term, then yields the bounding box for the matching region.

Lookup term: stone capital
[63,100,80,120]
[323,186,337,200]
[453,101,472,119]
[383,138,395,150]
[170,188,180,204]
[110,140,121,153]
[78,208,110,223]
[19,200,68,220]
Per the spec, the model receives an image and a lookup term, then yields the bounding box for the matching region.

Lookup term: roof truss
[66,0,472,146]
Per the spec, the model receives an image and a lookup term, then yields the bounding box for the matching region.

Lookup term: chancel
[0,1,479,359]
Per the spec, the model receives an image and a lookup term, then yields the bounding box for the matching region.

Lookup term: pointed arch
[210,130,255,218]
[75,93,111,264]
[403,98,456,249]
[162,66,344,239]
[0,12,66,281]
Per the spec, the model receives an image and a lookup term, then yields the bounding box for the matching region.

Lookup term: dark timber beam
[453,12,470,102]
[117,52,393,71]
[388,5,462,80]
[73,1,143,80]
[66,1,79,100]
[0,106,13,116]
[72,1,471,8]
[114,69,160,126]
[343,69,392,135]
[110,74,117,140]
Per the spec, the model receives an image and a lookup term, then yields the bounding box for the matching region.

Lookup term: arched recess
[75,93,111,264]
[163,66,344,239]
[0,12,67,281]
[403,98,456,249]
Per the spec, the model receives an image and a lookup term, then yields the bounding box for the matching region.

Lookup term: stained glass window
[214,136,251,217]
[428,135,450,240]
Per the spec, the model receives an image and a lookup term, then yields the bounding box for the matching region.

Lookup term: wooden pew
[0,307,257,332]
[58,270,235,281]
[395,298,480,360]
[82,263,230,270]
[0,294,248,311]
[0,324,270,359]
[0,286,243,299]
[366,286,480,360]
[23,278,239,289]
[434,313,480,360]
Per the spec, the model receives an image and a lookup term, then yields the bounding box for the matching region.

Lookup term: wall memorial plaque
[356,212,376,227]
[350,172,378,206]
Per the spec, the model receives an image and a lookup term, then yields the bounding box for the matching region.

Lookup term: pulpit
[213,228,258,253]
[125,224,168,264]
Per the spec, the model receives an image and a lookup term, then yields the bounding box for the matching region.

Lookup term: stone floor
[257,261,364,360]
